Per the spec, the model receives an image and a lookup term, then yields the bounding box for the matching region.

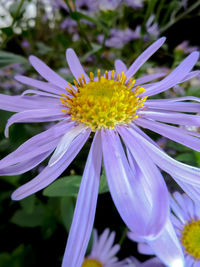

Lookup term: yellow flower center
[82,259,103,267]
[181,219,200,260]
[60,70,147,131]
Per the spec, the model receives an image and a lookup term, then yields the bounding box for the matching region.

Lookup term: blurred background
[0,0,200,266]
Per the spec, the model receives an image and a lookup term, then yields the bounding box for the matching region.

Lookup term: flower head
[171,192,200,266]
[82,228,124,267]
[0,37,200,267]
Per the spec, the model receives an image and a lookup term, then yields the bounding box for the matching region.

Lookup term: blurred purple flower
[0,38,200,267]
[98,26,141,48]
[0,64,25,93]
[176,41,199,54]
[145,15,159,41]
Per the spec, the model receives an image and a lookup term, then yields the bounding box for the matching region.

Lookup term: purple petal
[29,55,67,88]
[66,49,89,82]
[127,125,200,186]
[147,219,184,267]
[22,89,60,98]
[117,127,169,237]
[125,37,166,79]
[15,75,66,95]
[145,98,200,113]
[140,110,200,126]
[143,52,199,97]
[134,72,166,87]
[11,129,90,200]
[0,122,72,169]
[102,129,168,238]
[114,59,127,74]
[0,94,59,112]
[141,257,165,267]
[61,132,102,267]
[136,117,200,152]
[0,151,52,176]
[137,243,154,255]
[49,124,87,166]
[181,70,200,82]
[5,108,64,137]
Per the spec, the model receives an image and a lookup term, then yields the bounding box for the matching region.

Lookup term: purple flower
[82,228,124,267]
[176,41,199,54]
[129,192,200,266]
[0,38,200,267]
[98,27,141,49]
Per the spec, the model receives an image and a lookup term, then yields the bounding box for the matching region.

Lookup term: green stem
[65,0,92,49]
[160,0,200,33]
[119,227,128,245]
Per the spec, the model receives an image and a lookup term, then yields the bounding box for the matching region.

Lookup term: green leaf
[60,197,75,232]
[43,175,82,197]
[20,195,36,214]
[99,171,109,194]
[0,51,28,68]
[11,205,45,227]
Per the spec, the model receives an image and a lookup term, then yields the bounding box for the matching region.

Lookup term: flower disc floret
[181,220,200,260]
[60,70,147,131]
[82,259,102,267]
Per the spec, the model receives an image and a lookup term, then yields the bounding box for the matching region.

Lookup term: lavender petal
[11,129,90,200]
[61,132,102,267]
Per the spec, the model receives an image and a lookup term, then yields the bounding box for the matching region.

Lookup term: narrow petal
[127,125,200,185]
[11,129,90,200]
[181,70,200,82]
[22,89,60,98]
[0,94,59,112]
[140,110,200,126]
[134,72,166,87]
[143,52,199,97]
[125,37,166,79]
[15,75,66,95]
[48,124,87,166]
[114,59,127,74]
[5,109,64,137]
[0,151,52,176]
[0,122,72,170]
[61,132,102,267]
[136,117,200,152]
[29,55,67,88]
[66,48,89,82]
[145,99,200,113]
[147,219,184,267]
[118,127,169,237]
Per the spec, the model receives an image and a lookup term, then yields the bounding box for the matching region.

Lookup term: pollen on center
[82,258,103,267]
[181,219,200,260]
[60,69,147,131]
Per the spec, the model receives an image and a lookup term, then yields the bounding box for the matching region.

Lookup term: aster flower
[82,228,124,267]
[170,192,200,266]
[129,192,200,267]
[0,37,200,267]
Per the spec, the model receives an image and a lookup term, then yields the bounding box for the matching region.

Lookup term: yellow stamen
[90,72,94,82]
[60,70,147,131]
[82,259,102,267]
[181,219,200,260]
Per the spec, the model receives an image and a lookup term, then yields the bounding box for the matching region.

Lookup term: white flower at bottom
[82,229,125,267]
